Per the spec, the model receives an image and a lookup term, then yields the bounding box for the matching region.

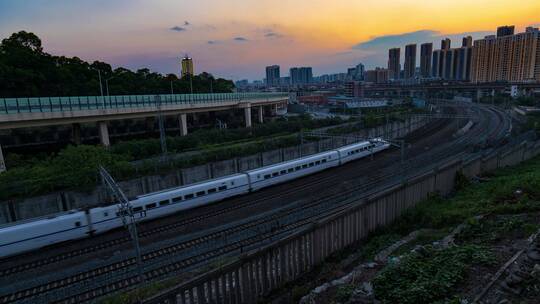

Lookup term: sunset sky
[1,0,539,80]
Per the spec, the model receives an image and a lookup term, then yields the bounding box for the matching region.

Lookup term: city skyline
[1,0,539,81]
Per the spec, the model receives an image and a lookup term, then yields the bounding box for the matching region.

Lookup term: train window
[309,162,314,167]
[272,172,279,177]
[146,203,157,209]
[302,164,308,168]
[196,191,206,197]
[133,207,143,212]
[116,210,128,217]
[208,188,217,194]
[288,168,294,173]
[231,181,235,185]
[280,170,287,175]
[295,166,301,170]
[103,212,109,217]
[322,159,327,163]
[315,161,321,165]
[172,196,183,203]
[264,174,271,179]
[75,221,81,227]
[185,194,194,200]
[160,200,170,206]
[218,185,227,191]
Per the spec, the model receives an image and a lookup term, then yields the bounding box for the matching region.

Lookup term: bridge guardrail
[0,93,288,115]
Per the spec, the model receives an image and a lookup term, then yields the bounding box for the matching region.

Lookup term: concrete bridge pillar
[98,121,110,147]
[0,143,6,173]
[258,106,264,124]
[244,104,252,128]
[476,89,483,101]
[179,113,188,136]
[72,123,81,145]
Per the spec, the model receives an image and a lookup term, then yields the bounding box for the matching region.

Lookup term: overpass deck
[0,92,288,129]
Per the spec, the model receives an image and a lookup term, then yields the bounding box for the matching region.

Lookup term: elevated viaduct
[0,92,289,172]
[363,82,540,99]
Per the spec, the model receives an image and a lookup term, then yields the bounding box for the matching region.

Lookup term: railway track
[0,103,512,303]
[0,110,452,277]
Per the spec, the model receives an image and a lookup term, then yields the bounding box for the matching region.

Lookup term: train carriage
[0,139,390,258]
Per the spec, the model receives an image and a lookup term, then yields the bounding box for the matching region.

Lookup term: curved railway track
[0,102,512,303]
[0,110,454,277]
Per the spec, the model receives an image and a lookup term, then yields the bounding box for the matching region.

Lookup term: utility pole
[97,70,105,107]
[156,95,168,157]
[99,166,144,284]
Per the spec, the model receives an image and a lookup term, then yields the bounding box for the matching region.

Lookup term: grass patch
[373,245,496,304]
[368,155,540,303]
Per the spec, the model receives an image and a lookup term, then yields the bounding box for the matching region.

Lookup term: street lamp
[91,68,105,107]
[105,76,114,97]
[105,70,127,96]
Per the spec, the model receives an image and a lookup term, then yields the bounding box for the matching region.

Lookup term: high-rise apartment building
[355,63,365,81]
[265,65,280,87]
[404,44,417,79]
[181,56,194,77]
[471,26,540,83]
[290,67,313,85]
[441,38,451,50]
[497,25,515,37]
[430,38,473,81]
[420,43,433,78]
[388,48,401,80]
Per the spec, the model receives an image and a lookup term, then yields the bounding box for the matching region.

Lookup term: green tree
[0,31,235,98]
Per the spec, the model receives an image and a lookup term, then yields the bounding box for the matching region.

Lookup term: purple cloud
[233,37,248,42]
[170,26,186,32]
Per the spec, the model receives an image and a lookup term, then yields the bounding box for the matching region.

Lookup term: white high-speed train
[0,139,390,258]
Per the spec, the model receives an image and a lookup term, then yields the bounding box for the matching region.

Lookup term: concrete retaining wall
[143,138,540,304]
[0,116,429,224]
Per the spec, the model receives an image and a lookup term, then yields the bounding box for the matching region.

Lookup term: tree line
[0,31,235,98]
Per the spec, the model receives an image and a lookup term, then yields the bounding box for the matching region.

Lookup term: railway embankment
[285,153,540,304]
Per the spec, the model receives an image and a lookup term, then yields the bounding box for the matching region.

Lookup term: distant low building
[364,68,389,84]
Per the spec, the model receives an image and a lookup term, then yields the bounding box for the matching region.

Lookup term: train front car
[336,139,391,165]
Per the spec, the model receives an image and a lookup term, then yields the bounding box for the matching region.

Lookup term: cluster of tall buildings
[385,25,540,83]
[265,65,313,86]
[470,26,540,83]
